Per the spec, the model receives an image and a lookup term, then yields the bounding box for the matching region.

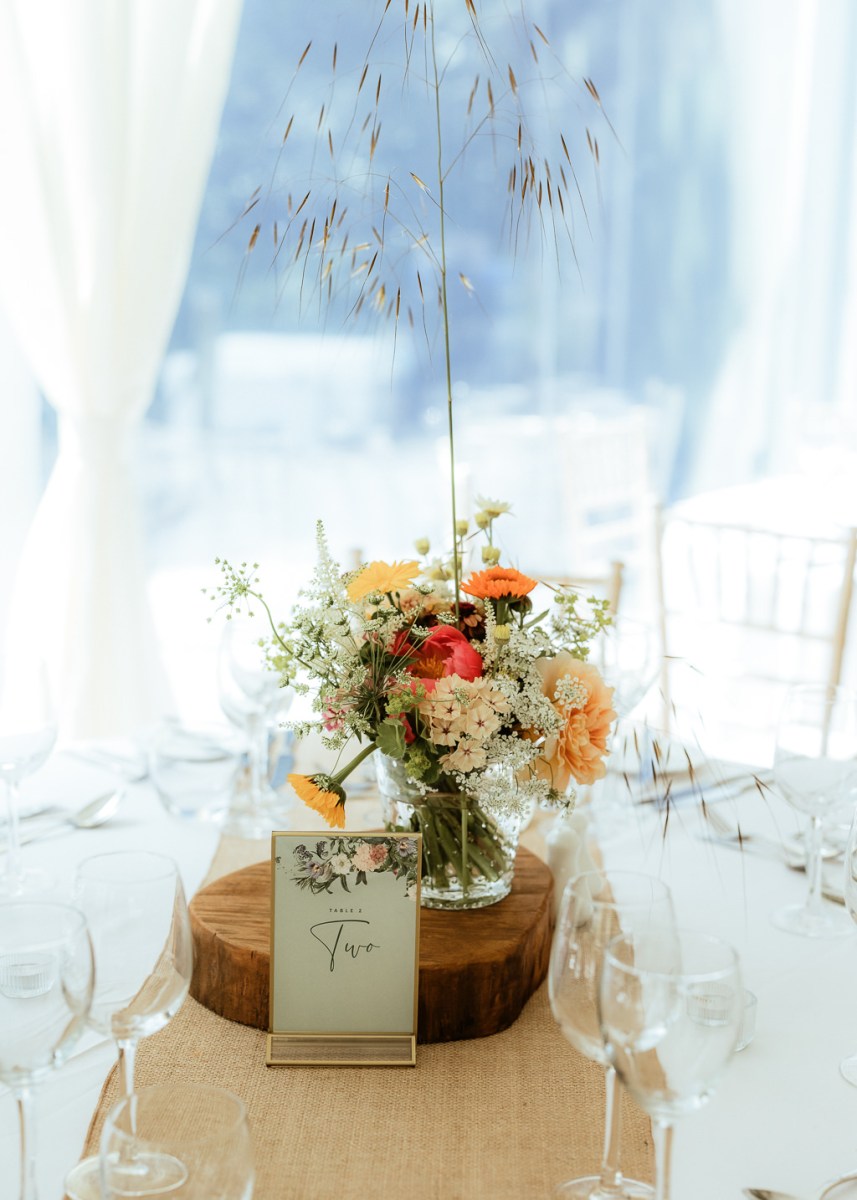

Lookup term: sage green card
[269,832,421,1061]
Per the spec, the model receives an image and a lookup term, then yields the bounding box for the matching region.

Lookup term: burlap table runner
[78,827,654,1199]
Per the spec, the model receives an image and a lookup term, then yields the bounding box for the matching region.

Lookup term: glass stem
[113,1039,141,1170]
[653,1119,674,1200]
[16,1084,39,1200]
[4,779,24,895]
[117,1038,137,1099]
[596,1065,625,1194]
[806,813,825,916]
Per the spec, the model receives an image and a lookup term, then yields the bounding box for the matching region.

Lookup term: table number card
[267,831,422,1066]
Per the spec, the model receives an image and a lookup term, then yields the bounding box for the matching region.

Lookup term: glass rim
[76,850,179,883]
[779,683,857,710]
[104,1083,248,1143]
[603,928,739,983]
[563,869,672,911]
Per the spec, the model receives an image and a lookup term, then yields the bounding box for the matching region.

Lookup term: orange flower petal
[531,655,616,788]
[461,566,537,601]
[288,773,346,829]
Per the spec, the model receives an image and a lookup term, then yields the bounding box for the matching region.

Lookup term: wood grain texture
[190,847,553,1043]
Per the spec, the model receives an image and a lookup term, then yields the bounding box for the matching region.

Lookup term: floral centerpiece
[215,501,615,909]
[215,2,617,908]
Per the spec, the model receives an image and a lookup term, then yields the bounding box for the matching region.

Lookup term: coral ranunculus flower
[532,654,616,790]
[288,774,346,829]
[347,560,420,602]
[461,566,537,601]
[406,626,483,691]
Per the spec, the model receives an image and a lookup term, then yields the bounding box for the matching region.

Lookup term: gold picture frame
[267,830,422,1067]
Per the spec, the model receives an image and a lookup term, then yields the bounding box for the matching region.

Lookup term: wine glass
[772,684,857,937]
[598,618,659,718]
[99,1084,254,1199]
[0,655,57,895]
[591,620,659,831]
[599,929,743,1200]
[0,901,94,1200]
[218,615,293,837]
[838,807,857,1084]
[64,852,193,1200]
[548,869,677,1198]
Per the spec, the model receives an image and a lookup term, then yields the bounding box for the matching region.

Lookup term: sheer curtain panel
[0,0,242,736]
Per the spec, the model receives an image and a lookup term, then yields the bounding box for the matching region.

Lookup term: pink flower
[403,626,483,693]
[369,843,388,866]
[352,841,389,872]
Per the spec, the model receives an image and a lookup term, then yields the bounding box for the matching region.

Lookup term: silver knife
[702,834,846,906]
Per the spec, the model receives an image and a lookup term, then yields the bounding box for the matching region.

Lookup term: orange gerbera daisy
[288,774,346,829]
[461,566,537,601]
[347,560,420,602]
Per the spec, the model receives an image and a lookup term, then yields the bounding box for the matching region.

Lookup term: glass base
[771,901,854,938]
[840,1052,857,1086]
[817,1171,857,1198]
[421,877,512,910]
[222,785,291,839]
[554,1175,653,1199]
[66,1150,188,1199]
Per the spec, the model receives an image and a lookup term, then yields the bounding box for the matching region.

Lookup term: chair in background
[654,508,857,763]
[559,407,656,564]
[537,561,625,620]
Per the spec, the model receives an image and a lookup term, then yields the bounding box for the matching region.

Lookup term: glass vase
[375,754,525,910]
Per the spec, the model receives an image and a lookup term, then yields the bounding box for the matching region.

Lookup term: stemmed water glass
[838,808,857,1084]
[99,1084,255,1199]
[772,684,857,938]
[219,615,293,837]
[598,618,659,719]
[591,620,659,827]
[599,929,743,1200]
[0,901,95,1200]
[548,869,676,1198]
[0,655,57,895]
[64,852,194,1200]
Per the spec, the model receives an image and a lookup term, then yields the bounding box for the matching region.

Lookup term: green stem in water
[429,3,460,622]
[435,813,465,879]
[417,805,448,889]
[460,799,468,893]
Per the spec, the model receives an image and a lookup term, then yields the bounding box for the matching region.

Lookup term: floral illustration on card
[282,836,419,897]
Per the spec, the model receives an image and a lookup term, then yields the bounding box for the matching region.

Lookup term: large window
[4,0,856,722]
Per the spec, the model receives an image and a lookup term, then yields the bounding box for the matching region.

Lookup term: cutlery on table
[704,837,846,905]
[744,1189,803,1200]
[2,790,124,847]
[698,811,846,905]
[638,769,774,808]
[702,807,842,864]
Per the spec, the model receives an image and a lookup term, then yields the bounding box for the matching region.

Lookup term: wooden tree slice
[190,847,553,1043]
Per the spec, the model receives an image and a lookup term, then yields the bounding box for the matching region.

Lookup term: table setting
[1,1,857,1197]
[3,645,857,1198]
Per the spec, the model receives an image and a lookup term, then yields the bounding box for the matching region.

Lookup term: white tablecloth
[599,792,857,1200]
[3,749,857,1199]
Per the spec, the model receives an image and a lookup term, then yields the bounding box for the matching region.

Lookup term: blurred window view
[3,0,856,722]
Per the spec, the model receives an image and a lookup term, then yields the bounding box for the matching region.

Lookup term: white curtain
[0,0,243,737]
[695,0,857,488]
